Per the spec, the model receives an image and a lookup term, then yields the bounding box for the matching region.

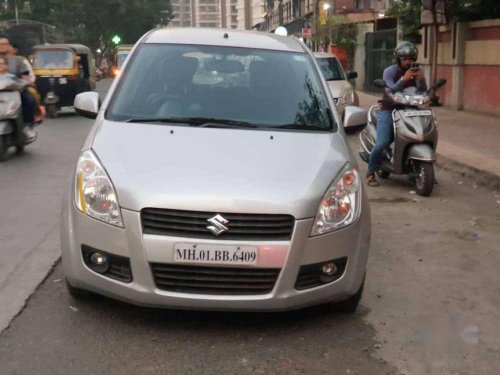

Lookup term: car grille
[141,208,294,240]
[150,263,280,295]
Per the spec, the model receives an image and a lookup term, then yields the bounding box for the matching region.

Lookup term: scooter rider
[366,41,427,187]
[0,37,36,140]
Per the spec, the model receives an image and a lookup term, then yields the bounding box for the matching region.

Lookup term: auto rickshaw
[32,44,96,117]
[111,44,133,77]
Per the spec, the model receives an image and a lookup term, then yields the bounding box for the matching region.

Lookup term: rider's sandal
[366,173,380,187]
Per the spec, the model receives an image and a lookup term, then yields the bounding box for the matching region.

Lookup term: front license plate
[405,110,432,117]
[174,243,258,266]
[59,77,67,84]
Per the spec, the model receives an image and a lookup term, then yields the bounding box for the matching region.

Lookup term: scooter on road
[0,89,39,162]
[358,78,446,196]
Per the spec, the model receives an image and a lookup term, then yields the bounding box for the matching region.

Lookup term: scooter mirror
[435,78,447,88]
[373,79,387,88]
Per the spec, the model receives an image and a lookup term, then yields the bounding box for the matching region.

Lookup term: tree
[387,0,422,43]
[8,0,172,63]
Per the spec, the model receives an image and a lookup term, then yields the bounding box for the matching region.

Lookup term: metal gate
[364,29,397,92]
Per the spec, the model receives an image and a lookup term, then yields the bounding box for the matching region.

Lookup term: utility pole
[312,0,319,51]
[14,0,19,26]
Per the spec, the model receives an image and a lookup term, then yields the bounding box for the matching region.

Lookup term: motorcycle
[358,78,446,196]
[0,78,39,162]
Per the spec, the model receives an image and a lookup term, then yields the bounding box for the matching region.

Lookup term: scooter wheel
[377,169,391,179]
[0,136,8,162]
[413,161,435,196]
[47,105,57,118]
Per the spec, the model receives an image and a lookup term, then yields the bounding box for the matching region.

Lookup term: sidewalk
[357,91,500,190]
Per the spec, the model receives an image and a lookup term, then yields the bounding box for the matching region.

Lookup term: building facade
[221,0,239,28]
[236,0,266,30]
[170,0,193,27]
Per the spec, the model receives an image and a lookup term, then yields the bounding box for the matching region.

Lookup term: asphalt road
[1,81,499,374]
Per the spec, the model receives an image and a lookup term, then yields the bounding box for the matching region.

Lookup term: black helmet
[394,41,418,62]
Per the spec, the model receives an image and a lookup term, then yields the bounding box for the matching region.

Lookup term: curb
[436,154,500,191]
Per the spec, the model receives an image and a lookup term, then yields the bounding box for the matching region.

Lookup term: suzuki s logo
[207,214,229,236]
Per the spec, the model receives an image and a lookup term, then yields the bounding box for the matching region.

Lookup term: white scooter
[0,78,38,162]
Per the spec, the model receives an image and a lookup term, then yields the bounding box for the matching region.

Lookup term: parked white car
[63,28,371,313]
[314,52,365,130]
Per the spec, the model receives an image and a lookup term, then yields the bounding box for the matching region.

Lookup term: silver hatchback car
[63,28,371,312]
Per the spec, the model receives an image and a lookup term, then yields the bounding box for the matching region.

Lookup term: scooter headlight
[393,93,407,104]
[311,164,362,236]
[74,150,123,227]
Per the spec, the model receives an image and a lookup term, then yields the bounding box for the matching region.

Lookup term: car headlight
[343,89,354,105]
[310,163,361,236]
[74,149,124,227]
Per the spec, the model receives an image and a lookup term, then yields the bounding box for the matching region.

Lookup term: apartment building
[192,0,221,27]
[170,0,193,27]
[236,0,266,30]
[221,0,239,28]
[169,0,265,29]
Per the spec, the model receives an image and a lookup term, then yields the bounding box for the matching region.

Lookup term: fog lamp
[321,262,338,276]
[89,251,109,273]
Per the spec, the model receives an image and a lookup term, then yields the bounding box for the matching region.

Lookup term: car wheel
[65,279,94,300]
[15,145,25,155]
[332,277,365,313]
[0,136,8,162]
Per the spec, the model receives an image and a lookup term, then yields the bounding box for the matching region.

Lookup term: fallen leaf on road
[69,306,79,312]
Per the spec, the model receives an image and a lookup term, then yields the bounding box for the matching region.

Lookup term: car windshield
[316,57,345,81]
[117,51,130,68]
[34,50,74,69]
[106,44,335,130]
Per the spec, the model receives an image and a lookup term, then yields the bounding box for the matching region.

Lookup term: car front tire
[65,279,94,300]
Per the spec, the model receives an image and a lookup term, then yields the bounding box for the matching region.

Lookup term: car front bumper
[61,191,371,312]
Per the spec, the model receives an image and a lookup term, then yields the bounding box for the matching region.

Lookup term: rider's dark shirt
[380,64,427,111]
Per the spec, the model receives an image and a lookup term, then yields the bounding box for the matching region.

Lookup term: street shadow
[65,286,371,334]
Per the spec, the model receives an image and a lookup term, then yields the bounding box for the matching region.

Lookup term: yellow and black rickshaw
[111,44,133,77]
[32,44,96,117]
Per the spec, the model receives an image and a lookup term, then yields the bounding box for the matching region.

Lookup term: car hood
[326,80,352,99]
[91,121,353,219]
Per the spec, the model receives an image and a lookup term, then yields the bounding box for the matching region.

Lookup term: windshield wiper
[271,123,330,131]
[125,117,258,128]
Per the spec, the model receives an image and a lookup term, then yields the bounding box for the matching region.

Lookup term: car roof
[33,44,91,54]
[313,52,339,59]
[144,27,306,53]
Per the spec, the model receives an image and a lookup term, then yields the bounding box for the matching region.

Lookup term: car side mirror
[346,71,358,80]
[74,92,101,119]
[435,78,447,88]
[343,106,367,129]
